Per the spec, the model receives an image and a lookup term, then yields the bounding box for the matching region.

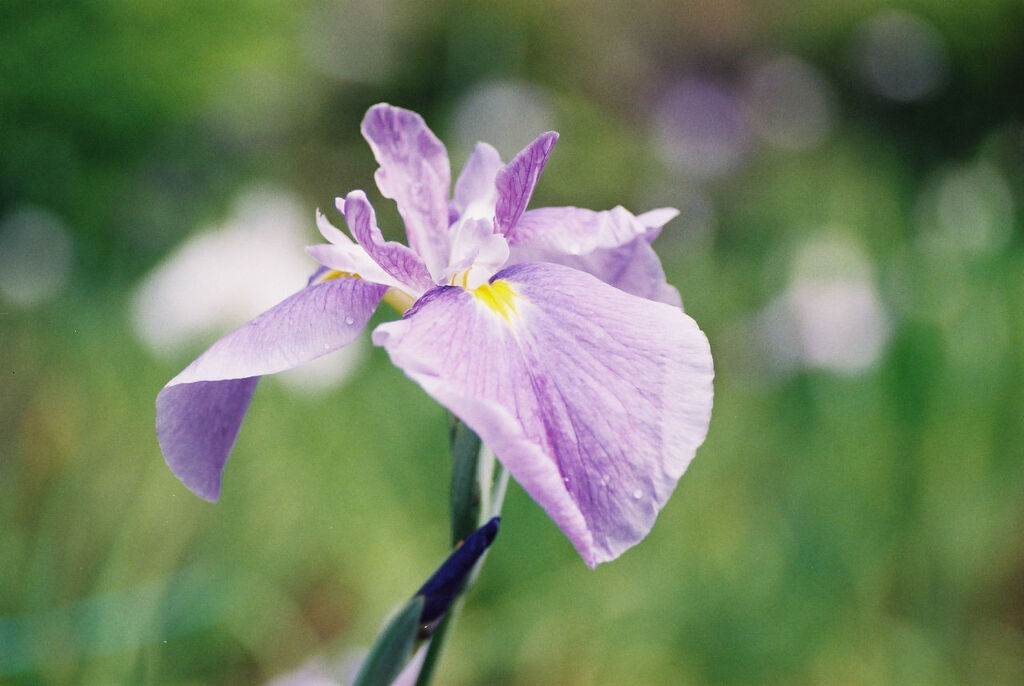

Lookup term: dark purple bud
[415,517,500,637]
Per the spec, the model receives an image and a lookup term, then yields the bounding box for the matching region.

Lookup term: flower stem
[414,418,508,686]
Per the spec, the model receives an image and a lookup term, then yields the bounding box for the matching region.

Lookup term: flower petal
[635,207,680,241]
[340,191,433,294]
[508,206,682,305]
[308,211,401,288]
[444,217,510,289]
[372,262,713,567]
[305,243,401,290]
[510,206,650,253]
[315,207,355,246]
[361,104,451,279]
[494,132,558,238]
[156,378,258,501]
[452,142,503,219]
[157,277,387,500]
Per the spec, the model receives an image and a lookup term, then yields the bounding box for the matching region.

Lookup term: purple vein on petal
[494,131,558,239]
[340,190,433,294]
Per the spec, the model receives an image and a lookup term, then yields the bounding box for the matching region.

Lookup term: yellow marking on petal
[473,279,520,322]
[383,287,416,314]
[315,269,358,284]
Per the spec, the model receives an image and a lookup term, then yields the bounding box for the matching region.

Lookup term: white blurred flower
[916,160,1015,255]
[451,79,557,159]
[742,54,835,151]
[758,235,891,375]
[851,10,949,102]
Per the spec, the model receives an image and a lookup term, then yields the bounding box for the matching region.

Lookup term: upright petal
[157,277,387,500]
[452,142,503,219]
[372,263,713,567]
[361,104,451,279]
[508,206,681,306]
[340,191,433,295]
[494,132,558,238]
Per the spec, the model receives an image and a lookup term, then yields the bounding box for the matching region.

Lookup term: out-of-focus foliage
[2,1,1023,684]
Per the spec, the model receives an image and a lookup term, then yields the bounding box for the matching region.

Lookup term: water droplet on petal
[344,315,355,325]
[632,488,643,499]
[568,242,582,255]
[323,343,330,350]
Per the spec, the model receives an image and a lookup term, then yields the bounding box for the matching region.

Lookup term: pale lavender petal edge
[507,205,682,306]
[508,234,682,307]
[510,206,651,253]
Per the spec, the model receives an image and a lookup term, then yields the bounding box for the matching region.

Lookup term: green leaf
[352,595,425,686]
[448,416,483,545]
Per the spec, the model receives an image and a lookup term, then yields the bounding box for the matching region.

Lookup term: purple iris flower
[156,104,714,568]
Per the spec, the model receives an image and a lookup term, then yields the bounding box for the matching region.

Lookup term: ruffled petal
[361,104,451,279]
[452,142,503,219]
[494,132,558,238]
[508,206,682,306]
[372,262,713,567]
[157,277,387,500]
[340,191,433,295]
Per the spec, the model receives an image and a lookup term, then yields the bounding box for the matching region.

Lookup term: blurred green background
[2,0,1024,684]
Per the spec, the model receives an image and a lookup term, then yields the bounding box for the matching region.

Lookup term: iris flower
[156,104,714,567]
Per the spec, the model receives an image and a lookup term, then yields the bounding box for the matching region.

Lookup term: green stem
[415,420,509,686]
[412,602,455,686]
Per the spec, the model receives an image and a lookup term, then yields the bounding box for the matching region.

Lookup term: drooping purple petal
[508,206,682,305]
[340,191,433,294]
[372,262,713,567]
[156,378,258,501]
[361,104,451,279]
[452,142,503,219]
[157,277,387,500]
[494,132,558,238]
